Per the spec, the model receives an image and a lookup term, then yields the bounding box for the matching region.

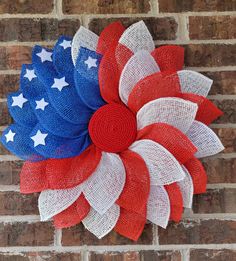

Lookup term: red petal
[117,150,150,214]
[53,194,90,229]
[165,183,183,222]
[115,44,133,72]
[137,123,197,164]
[127,72,181,113]
[114,207,146,241]
[184,157,207,194]
[151,45,184,72]
[97,21,125,55]
[179,93,223,125]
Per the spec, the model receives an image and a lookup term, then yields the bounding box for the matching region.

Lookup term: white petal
[118,20,155,53]
[178,70,213,97]
[186,120,224,158]
[71,26,99,65]
[119,50,160,104]
[130,139,185,185]
[38,185,82,221]
[147,185,170,228]
[82,152,126,215]
[137,97,198,133]
[82,204,120,239]
[177,166,194,208]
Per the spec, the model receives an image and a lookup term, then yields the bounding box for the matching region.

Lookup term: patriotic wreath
[1,21,224,241]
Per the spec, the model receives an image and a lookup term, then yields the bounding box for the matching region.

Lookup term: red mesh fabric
[151,45,184,72]
[184,157,207,194]
[178,93,223,125]
[114,207,146,241]
[53,194,90,229]
[127,72,181,113]
[117,150,150,214]
[115,43,134,72]
[96,21,125,55]
[137,123,197,164]
[20,160,48,194]
[165,183,183,222]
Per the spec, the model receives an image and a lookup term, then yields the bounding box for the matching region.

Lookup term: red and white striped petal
[119,50,160,104]
[177,166,194,208]
[137,97,198,133]
[38,185,82,221]
[82,204,120,239]
[178,70,213,97]
[82,152,126,215]
[71,26,99,65]
[118,20,155,54]
[147,185,170,228]
[186,120,224,158]
[129,139,185,185]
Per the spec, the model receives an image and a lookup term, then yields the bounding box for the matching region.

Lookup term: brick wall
[0,0,235,260]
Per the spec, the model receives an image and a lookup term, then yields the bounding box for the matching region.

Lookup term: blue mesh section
[74,47,106,110]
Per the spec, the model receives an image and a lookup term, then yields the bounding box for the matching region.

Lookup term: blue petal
[74,47,106,110]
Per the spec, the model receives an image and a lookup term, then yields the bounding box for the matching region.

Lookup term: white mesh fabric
[186,120,224,158]
[177,70,213,97]
[118,20,155,54]
[177,166,194,208]
[38,185,82,221]
[71,26,99,65]
[147,185,170,228]
[82,152,126,215]
[137,97,198,133]
[82,204,120,239]
[129,139,185,185]
[119,50,160,104]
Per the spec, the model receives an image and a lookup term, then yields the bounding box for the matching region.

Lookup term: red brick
[0,19,80,42]
[0,160,22,185]
[0,0,54,14]
[159,219,236,244]
[63,0,150,14]
[192,188,236,213]
[62,223,153,245]
[159,0,236,12]
[0,222,54,246]
[189,16,236,40]
[190,249,236,261]
[89,17,178,40]
[0,191,38,215]
[213,100,236,123]
[0,101,11,126]
[0,74,19,98]
[213,128,236,153]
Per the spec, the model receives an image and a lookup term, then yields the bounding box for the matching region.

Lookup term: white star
[36,49,52,63]
[59,40,71,50]
[51,77,69,91]
[35,98,49,111]
[5,129,16,143]
[31,130,48,147]
[12,93,28,108]
[24,69,37,81]
[84,56,97,69]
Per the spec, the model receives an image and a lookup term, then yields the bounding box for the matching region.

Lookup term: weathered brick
[213,128,236,153]
[190,249,236,261]
[62,223,153,245]
[213,100,236,123]
[159,0,236,12]
[192,188,236,213]
[189,16,236,40]
[0,222,54,246]
[159,220,236,244]
[0,19,80,42]
[0,74,19,98]
[0,0,54,14]
[0,191,38,215]
[202,158,236,183]
[0,160,22,185]
[0,101,11,125]
[89,17,178,40]
[63,0,150,14]
[89,250,181,261]
[184,44,236,67]
[0,129,11,155]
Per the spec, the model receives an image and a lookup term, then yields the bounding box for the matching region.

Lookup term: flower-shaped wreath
[1,21,224,241]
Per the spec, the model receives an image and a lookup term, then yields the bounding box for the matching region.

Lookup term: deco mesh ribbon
[1,21,224,241]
